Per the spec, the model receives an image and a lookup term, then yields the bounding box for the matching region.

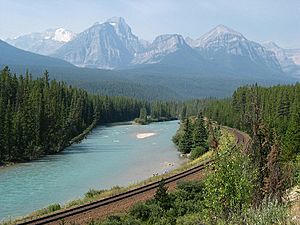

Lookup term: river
[0,120,183,221]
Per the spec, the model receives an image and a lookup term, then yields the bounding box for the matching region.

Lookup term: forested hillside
[204,83,300,163]
[0,67,181,163]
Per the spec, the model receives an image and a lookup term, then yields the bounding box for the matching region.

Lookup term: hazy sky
[0,0,299,48]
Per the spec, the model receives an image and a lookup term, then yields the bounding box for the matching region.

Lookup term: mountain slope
[0,40,74,68]
[6,28,76,55]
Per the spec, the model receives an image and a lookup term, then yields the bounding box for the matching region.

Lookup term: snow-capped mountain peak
[6,28,76,55]
[105,17,131,36]
[212,24,241,35]
[52,28,76,42]
[106,17,127,25]
[105,17,145,53]
[195,24,246,48]
[192,25,282,73]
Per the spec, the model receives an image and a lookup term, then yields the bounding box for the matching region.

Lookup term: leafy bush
[202,146,257,223]
[176,213,204,225]
[47,203,61,212]
[190,146,206,160]
[85,189,106,198]
[100,215,140,225]
[134,118,148,125]
[36,203,61,216]
[130,203,152,221]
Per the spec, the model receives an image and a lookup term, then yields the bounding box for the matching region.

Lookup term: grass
[242,200,292,225]
[5,127,236,225]
[287,185,300,224]
[35,204,61,217]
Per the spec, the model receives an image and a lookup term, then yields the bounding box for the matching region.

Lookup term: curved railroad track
[16,128,250,225]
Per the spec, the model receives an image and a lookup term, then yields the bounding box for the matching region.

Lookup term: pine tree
[192,112,208,149]
[179,119,193,153]
[283,106,300,159]
[139,107,147,121]
[154,180,171,210]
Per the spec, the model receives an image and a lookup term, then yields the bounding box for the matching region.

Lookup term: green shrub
[203,146,257,223]
[47,203,61,212]
[190,146,206,159]
[176,213,204,225]
[176,180,205,200]
[134,118,148,125]
[36,203,61,216]
[85,189,106,198]
[130,203,151,221]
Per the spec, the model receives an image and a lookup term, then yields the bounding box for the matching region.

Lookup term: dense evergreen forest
[204,83,300,164]
[0,67,185,163]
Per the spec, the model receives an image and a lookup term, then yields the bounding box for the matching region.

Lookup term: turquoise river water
[0,120,183,221]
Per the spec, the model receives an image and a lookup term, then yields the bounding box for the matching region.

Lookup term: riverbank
[69,120,97,145]
[133,117,178,125]
[0,120,98,171]
[0,162,16,170]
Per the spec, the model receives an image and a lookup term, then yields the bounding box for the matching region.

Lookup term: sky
[0,0,299,48]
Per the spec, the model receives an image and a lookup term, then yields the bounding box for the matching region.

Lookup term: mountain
[132,34,204,66]
[263,42,300,77]
[49,20,288,78]
[192,25,282,76]
[106,17,144,54]
[263,42,295,67]
[6,28,76,55]
[0,39,74,68]
[52,17,145,69]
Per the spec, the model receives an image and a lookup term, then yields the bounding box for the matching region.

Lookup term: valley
[0,2,300,224]
[1,17,299,101]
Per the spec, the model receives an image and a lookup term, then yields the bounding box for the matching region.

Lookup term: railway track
[223,126,251,151]
[16,128,250,225]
